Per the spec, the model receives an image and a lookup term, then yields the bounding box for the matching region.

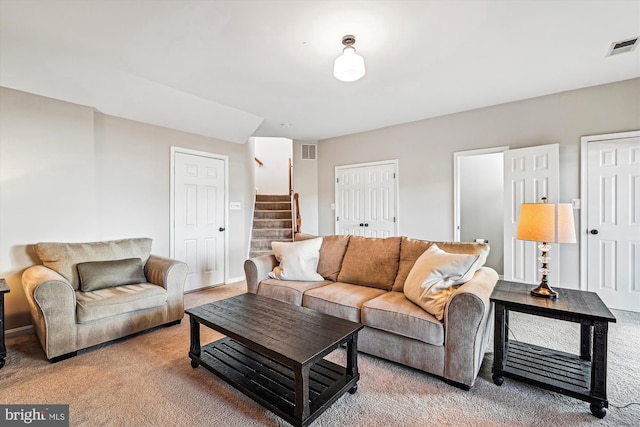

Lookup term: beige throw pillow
[269,238,324,281]
[403,244,480,321]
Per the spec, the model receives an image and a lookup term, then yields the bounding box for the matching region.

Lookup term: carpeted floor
[2,282,638,426]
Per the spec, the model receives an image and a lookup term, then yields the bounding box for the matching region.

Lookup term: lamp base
[530,283,558,299]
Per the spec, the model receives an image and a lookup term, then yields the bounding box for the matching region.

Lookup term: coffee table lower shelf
[189,337,358,427]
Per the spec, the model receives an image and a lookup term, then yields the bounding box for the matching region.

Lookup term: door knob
[590,229,599,235]
[359,223,364,227]
[364,223,369,227]
[219,227,225,232]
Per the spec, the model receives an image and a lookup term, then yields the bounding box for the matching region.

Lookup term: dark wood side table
[0,278,9,369]
[491,280,616,418]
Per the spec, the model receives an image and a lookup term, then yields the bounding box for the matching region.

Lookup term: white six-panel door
[335,161,398,237]
[503,144,560,288]
[174,151,226,292]
[584,135,640,311]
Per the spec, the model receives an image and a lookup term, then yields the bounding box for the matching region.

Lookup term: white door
[584,135,640,311]
[174,151,226,292]
[335,161,398,237]
[503,144,560,288]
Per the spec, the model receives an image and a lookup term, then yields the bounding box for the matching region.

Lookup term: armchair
[21,238,188,361]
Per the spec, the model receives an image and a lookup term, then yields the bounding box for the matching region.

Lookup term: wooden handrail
[294,193,301,233]
[288,157,293,196]
[254,157,263,166]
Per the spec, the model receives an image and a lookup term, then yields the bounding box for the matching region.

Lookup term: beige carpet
[2,282,638,426]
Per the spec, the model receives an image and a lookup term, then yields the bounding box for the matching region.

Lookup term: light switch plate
[229,202,241,210]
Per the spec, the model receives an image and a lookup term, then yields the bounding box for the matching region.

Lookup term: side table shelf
[0,278,9,369]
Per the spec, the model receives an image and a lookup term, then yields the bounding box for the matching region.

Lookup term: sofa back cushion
[35,238,153,290]
[317,235,350,281]
[393,238,433,292]
[337,236,401,290]
[392,237,490,292]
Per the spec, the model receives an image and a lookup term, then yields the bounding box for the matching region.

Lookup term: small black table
[186,293,363,427]
[490,280,616,418]
[0,278,9,369]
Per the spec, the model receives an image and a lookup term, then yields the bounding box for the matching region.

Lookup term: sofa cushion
[392,238,490,292]
[393,237,433,292]
[75,283,166,323]
[362,292,444,346]
[269,238,324,281]
[317,235,350,281]
[403,244,480,321]
[303,282,386,322]
[337,236,401,290]
[257,278,331,306]
[77,258,147,292]
[433,241,490,268]
[35,238,153,290]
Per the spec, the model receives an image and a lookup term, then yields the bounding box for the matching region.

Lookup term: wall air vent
[606,37,638,56]
[301,144,317,160]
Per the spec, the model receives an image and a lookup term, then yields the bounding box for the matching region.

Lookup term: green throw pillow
[77,258,147,292]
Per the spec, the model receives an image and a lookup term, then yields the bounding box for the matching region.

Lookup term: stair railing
[293,193,301,233]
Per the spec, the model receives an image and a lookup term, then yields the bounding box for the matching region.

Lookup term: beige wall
[0,87,253,330]
[292,140,319,236]
[317,78,640,289]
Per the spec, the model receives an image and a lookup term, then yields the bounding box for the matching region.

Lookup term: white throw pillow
[403,243,480,321]
[269,237,324,281]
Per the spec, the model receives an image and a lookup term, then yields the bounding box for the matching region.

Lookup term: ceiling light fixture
[333,35,365,82]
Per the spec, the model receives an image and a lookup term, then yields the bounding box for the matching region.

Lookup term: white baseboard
[226,276,246,285]
[6,325,33,338]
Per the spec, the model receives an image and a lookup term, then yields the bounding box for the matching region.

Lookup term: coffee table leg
[294,364,310,422]
[346,334,359,393]
[189,315,201,368]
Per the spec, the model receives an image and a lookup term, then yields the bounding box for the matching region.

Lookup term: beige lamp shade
[557,203,577,243]
[516,202,576,243]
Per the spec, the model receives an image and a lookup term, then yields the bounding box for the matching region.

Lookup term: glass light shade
[333,46,365,82]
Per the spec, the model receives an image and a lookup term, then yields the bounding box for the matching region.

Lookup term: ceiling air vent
[606,37,638,56]
[301,144,317,160]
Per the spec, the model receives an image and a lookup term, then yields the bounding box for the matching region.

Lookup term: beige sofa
[244,235,498,389]
[22,238,188,361]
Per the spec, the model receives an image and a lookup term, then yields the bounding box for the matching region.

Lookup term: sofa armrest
[244,255,278,294]
[443,266,498,387]
[145,255,188,321]
[22,265,78,359]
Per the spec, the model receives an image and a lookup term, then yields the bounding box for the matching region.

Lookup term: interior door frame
[170,146,230,286]
[453,146,509,242]
[579,130,640,291]
[334,159,400,236]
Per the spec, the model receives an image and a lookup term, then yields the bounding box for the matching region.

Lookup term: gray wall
[0,87,253,330]
[317,78,640,290]
[292,140,319,236]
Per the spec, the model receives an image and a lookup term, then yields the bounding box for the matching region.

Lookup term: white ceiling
[1,0,639,143]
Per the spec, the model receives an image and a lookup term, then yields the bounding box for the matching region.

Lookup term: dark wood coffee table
[491,280,616,418]
[186,293,363,427]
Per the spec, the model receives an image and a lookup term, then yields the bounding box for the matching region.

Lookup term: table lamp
[516,197,576,298]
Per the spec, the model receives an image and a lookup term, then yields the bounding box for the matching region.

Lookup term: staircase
[249,194,294,257]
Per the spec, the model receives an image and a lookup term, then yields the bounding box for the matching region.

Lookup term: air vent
[606,37,638,56]
[301,144,317,160]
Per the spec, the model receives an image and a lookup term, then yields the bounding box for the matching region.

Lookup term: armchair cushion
[77,258,146,292]
[75,283,166,323]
